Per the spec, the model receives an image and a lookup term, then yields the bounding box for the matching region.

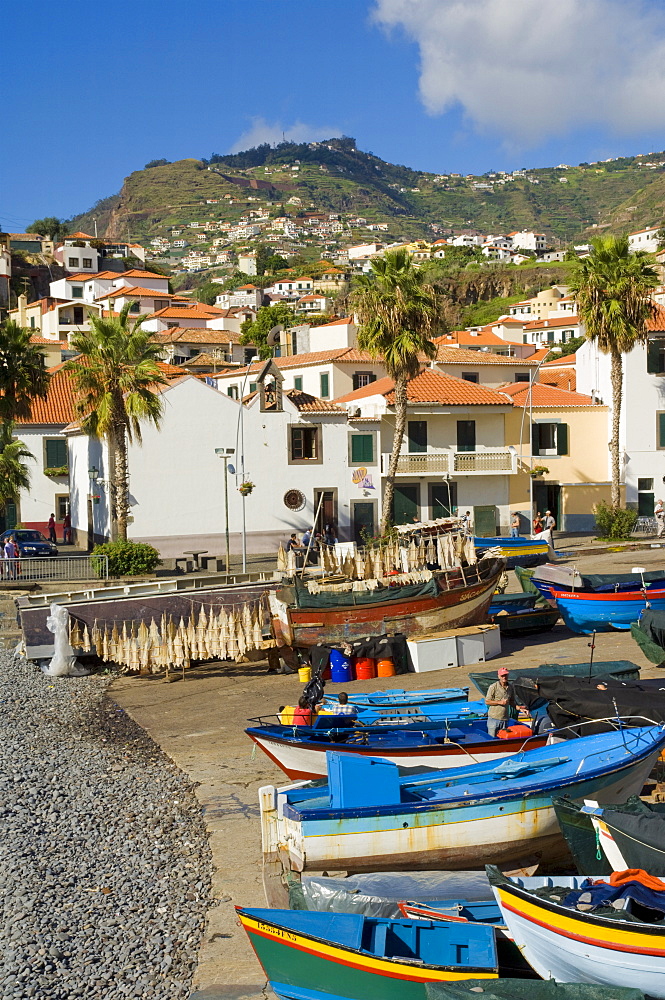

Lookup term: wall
[67,433,109,545]
[433,360,536,388]
[13,427,70,536]
[308,323,357,351]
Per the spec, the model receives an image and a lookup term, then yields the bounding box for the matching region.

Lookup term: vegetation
[0,422,32,524]
[459,293,529,329]
[0,319,50,421]
[240,302,298,359]
[66,304,168,541]
[91,539,161,577]
[27,216,70,241]
[593,502,639,539]
[351,249,440,533]
[570,235,658,508]
[145,159,171,169]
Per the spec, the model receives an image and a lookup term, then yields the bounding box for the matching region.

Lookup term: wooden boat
[552,586,665,633]
[326,687,469,707]
[269,556,504,647]
[488,592,559,637]
[319,699,489,728]
[523,675,665,734]
[532,564,665,604]
[259,725,665,874]
[553,794,665,876]
[468,660,641,696]
[236,905,498,1000]
[490,866,665,997]
[246,718,544,780]
[474,536,550,569]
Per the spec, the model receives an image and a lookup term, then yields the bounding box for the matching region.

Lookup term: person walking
[4,535,17,580]
[656,499,665,538]
[324,523,337,547]
[48,513,57,544]
[510,512,520,538]
[485,667,520,738]
[62,511,72,544]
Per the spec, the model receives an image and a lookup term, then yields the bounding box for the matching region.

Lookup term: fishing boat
[551,586,665,633]
[474,535,551,569]
[488,592,559,637]
[468,660,641,696]
[326,687,469,707]
[517,674,665,735]
[259,725,665,874]
[322,699,490,728]
[531,564,665,604]
[631,607,665,664]
[246,718,544,780]
[490,865,665,997]
[236,905,499,1000]
[554,795,665,876]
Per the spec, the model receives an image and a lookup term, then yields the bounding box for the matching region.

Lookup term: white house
[522,315,582,347]
[54,236,100,274]
[216,348,385,402]
[628,226,661,254]
[295,293,332,314]
[508,230,547,252]
[215,284,263,309]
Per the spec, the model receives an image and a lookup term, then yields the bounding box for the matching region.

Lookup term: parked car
[0,529,58,557]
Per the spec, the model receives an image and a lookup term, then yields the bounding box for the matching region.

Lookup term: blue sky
[4,0,665,228]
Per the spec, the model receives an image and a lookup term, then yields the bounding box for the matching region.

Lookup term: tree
[255,244,272,276]
[145,159,171,169]
[240,302,297,359]
[65,305,168,541]
[0,421,32,522]
[350,249,440,532]
[27,217,69,241]
[0,319,50,422]
[569,235,658,508]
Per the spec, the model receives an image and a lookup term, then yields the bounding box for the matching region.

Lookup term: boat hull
[247,729,546,781]
[490,608,559,636]
[475,537,550,570]
[493,880,665,997]
[272,560,504,647]
[553,588,665,634]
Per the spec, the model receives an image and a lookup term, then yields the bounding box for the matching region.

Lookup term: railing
[382,448,517,476]
[0,556,108,582]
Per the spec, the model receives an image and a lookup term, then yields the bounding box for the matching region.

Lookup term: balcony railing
[381,447,516,476]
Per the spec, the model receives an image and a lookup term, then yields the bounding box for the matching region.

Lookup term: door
[474,505,497,537]
[533,481,562,527]
[87,496,94,550]
[457,420,476,452]
[352,501,376,544]
[0,502,17,533]
[638,478,655,517]
[392,484,419,525]
[314,489,337,537]
[407,421,427,453]
[430,482,458,519]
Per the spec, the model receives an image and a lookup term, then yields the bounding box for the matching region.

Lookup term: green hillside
[69,137,665,244]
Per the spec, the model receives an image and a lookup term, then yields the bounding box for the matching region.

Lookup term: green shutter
[407,420,427,453]
[647,340,663,374]
[351,435,373,464]
[456,420,476,453]
[659,413,665,448]
[46,439,67,468]
[320,372,329,398]
[532,424,540,456]
[556,423,569,455]
[294,376,303,391]
[249,382,257,393]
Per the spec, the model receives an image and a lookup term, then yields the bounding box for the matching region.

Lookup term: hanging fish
[276,542,287,573]
[218,607,229,660]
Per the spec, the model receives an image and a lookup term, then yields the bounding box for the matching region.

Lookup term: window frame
[349,433,375,466]
[55,494,70,520]
[657,411,665,449]
[319,372,329,398]
[293,375,303,392]
[289,424,321,464]
[44,438,68,470]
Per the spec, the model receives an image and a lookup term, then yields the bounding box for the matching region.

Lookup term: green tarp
[289,577,440,610]
[631,609,665,664]
[426,981,644,1000]
[469,660,640,696]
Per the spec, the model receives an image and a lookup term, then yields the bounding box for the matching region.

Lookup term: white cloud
[372,0,665,146]
[230,118,343,153]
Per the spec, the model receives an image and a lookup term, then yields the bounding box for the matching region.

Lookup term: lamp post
[214,447,235,574]
[235,355,260,573]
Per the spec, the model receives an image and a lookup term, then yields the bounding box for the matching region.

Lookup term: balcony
[381,447,517,477]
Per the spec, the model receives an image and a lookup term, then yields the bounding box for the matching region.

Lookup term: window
[351,434,374,464]
[129,301,140,313]
[457,420,476,453]
[227,386,238,399]
[249,382,257,393]
[55,495,69,520]
[167,322,178,329]
[73,306,84,325]
[82,258,92,268]
[515,373,530,382]
[71,286,83,298]
[647,339,665,374]
[658,412,665,448]
[532,422,568,455]
[320,372,329,398]
[638,478,655,517]
[352,371,376,390]
[407,420,427,453]
[155,300,169,311]
[291,426,319,460]
[294,376,303,391]
[30,317,35,328]
[462,372,479,383]
[244,348,255,364]
[45,439,67,468]
[68,257,79,268]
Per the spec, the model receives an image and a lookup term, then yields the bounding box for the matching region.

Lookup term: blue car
[0,529,58,557]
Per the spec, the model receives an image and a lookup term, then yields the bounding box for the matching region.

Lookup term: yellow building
[502,381,611,532]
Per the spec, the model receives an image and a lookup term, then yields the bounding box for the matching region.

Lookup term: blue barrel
[329,648,353,683]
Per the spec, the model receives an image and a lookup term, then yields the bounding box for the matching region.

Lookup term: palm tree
[570,235,658,508]
[0,421,33,524]
[350,249,440,532]
[66,304,168,541]
[0,319,50,421]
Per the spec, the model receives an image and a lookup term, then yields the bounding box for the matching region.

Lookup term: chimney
[18,293,27,327]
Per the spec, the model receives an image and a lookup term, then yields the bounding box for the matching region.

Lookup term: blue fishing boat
[553,587,665,633]
[531,565,665,603]
[474,536,550,569]
[237,905,499,1000]
[259,725,665,874]
[325,687,469,707]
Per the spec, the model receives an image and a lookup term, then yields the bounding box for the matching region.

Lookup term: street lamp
[214,447,235,573]
[235,355,260,573]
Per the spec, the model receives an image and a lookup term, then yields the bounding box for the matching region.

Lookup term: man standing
[485,667,517,737]
[656,499,665,538]
[510,512,520,538]
[543,510,556,537]
[4,535,17,580]
[48,513,57,544]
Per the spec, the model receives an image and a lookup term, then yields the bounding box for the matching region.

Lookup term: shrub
[593,502,638,540]
[92,540,161,577]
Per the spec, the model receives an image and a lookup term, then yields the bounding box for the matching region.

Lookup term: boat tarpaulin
[631,609,665,664]
[290,577,440,609]
[580,570,665,591]
[469,660,640,696]
[523,675,665,733]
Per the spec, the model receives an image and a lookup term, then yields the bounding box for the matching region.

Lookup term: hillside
[69,138,665,245]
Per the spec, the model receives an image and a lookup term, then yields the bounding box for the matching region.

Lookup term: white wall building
[628,226,661,254]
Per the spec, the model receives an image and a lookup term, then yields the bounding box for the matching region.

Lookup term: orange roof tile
[335,369,511,406]
[540,369,577,391]
[217,347,377,377]
[434,346,538,365]
[523,315,580,330]
[67,231,94,239]
[101,286,177,300]
[150,306,222,319]
[541,352,577,366]
[285,389,344,413]
[647,303,665,331]
[17,368,77,425]
[500,382,594,406]
[313,317,353,328]
[152,328,244,345]
[434,328,512,348]
[30,336,67,347]
[122,269,170,279]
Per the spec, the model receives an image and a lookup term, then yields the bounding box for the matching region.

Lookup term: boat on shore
[554,794,665,876]
[468,659,641,696]
[474,535,551,569]
[531,563,665,603]
[551,586,665,633]
[488,592,559,636]
[259,725,665,874]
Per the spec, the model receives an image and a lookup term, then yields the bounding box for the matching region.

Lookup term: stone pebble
[0,647,212,999]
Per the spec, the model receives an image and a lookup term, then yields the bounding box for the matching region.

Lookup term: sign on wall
[352,467,375,489]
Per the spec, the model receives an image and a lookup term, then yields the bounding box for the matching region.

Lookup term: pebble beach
[0,647,212,999]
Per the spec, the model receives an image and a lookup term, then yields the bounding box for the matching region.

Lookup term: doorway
[87,497,94,550]
[392,484,419,525]
[430,481,457,519]
[533,481,562,527]
[314,489,337,538]
[352,501,376,544]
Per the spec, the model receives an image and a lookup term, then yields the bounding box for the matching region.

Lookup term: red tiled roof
[541,369,577,391]
[17,368,77,425]
[313,317,353,327]
[150,306,222,319]
[101,286,177,300]
[500,382,594,406]
[67,231,94,239]
[218,347,376,377]
[285,389,343,413]
[335,369,512,406]
[434,346,538,365]
[541,352,577,366]
[122,269,170,279]
[523,315,580,330]
[9,232,44,240]
[434,328,512,348]
[647,303,665,332]
[30,336,67,347]
[152,328,244,345]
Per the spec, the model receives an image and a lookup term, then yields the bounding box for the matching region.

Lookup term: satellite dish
[227,463,236,475]
[266,324,283,347]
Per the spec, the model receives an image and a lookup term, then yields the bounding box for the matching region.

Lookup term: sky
[4,0,665,228]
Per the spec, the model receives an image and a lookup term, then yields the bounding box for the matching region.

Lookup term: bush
[593,502,638,540]
[92,540,161,577]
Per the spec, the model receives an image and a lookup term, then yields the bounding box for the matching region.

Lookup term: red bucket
[354,657,376,680]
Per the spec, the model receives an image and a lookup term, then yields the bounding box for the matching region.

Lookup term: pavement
[108,544,665,999]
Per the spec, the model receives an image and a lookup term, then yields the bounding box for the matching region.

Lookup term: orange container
[376,658,395,677]
[354,656,376,680]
